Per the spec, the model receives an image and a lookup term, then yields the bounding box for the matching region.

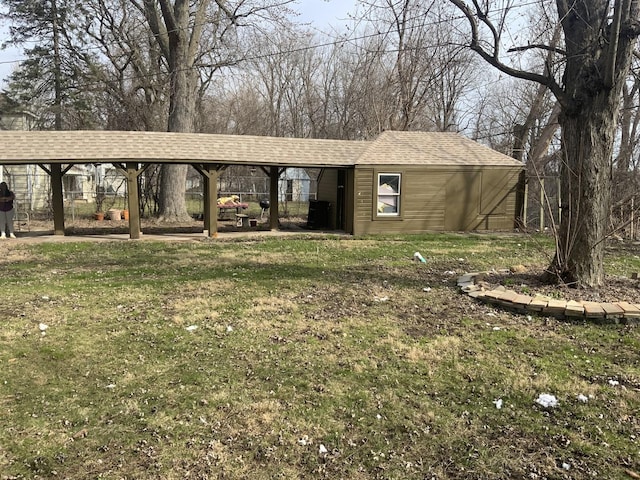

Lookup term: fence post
[539,178,545,231]
[523,180,529,228]
[632,196,635,239]
[557,176,561,225]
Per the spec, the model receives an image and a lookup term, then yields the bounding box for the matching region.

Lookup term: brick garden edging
[458,272,640,323]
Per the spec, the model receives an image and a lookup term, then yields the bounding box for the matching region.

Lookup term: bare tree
[127,0,295,221]
[610,59,640,237]
[80,0,170,132]
[345,1,479,134]
[451,0,640,287]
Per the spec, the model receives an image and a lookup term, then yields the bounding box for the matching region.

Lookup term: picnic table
[217,202,249,220]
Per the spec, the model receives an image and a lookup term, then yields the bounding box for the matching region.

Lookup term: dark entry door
[336,169,346,230]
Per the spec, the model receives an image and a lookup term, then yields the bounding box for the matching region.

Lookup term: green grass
[0,233,638,479]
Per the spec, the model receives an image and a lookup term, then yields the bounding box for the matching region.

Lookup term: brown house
[318,131,523,235]
[0,129,523,238]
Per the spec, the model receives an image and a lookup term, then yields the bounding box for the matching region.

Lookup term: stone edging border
[457,272,640,323]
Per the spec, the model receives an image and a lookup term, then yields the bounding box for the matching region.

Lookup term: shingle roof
[0,130,522,168]
[357,131,523,167]
[0,130,366,167]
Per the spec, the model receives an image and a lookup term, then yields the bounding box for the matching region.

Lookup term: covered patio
[0,130,365,239]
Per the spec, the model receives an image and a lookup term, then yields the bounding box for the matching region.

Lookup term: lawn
[0,233,638,479]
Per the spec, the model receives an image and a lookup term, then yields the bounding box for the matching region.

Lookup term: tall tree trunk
[548,0,638,287]
[450,0,640,287]
[553,100,617,286]
[158,21,198,222]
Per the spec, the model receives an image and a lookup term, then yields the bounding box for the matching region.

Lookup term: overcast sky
[0,0,358,90]
[296,0,357,28]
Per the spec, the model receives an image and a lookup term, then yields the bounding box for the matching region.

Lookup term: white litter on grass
[105,384,116,389]
[318,444,328,455]
[41,296,50,301]
[423,287,432,292]
[493,398,503,409]
[374,296,389,302]
[608,379,619,386]
[39,323,48,331]
[376,413,382,420]
[298,435,310,446]
[562,462,571,470]
[413,252,426,263]
[535,393,559,408]
[443,270,456,275]
[185,325,198,332]
[577,394,589,403]
[492,326,501,331]
[226,325,234,333]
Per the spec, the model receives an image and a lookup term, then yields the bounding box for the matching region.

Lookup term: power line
[0,0,544,73]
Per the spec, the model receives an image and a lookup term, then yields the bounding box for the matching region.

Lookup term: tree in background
[80,0,170,132]
[353,0,477,133]
[451,0,640,288]
[0,0,103,129]
[124,0,297,222]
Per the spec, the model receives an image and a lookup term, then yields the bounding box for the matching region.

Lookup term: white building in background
[0,101,48,210]
[278,168,311,202]
[0,96,103,211]
[100,164,127,196]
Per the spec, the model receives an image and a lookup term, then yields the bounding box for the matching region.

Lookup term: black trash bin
[307,200,331,229]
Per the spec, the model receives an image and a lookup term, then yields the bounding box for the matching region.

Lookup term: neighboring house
[100,164,128,197]
[0,97,101,210]
[64,165,96,201]
[279,168,311,202]
[0,97,47,211]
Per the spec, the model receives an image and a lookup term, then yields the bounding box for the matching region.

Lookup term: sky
[296,0,358,29]
[0,0,358,90]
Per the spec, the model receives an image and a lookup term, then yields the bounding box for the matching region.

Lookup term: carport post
[269,166,279,231]
[203,165,218,237]
[125,163,142,239]
[192,164,220,237]
[51,163,65,235]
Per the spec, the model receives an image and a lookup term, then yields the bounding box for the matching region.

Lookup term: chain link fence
[4,165,319,222]
[522,174,640,240]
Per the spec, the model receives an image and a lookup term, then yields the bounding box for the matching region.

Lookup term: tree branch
[140,0,170,60]
[508,44,566,55]
[604,0,624,88]
[449,0,565,103]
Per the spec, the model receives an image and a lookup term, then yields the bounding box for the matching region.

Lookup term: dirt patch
[484,267,640,303]
[22,216,314,237]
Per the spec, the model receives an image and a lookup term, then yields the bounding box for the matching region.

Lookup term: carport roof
[0,130,522,168]
[0,130,365,167]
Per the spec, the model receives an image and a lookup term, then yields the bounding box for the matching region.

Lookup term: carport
[0,130,365,239]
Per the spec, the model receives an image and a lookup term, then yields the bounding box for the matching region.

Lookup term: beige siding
[353,168,373,235]
[345,169,355,234]
[0,113,34,132]
[354,166,521,235]
[316,169,338,229]
[317,169,338,203]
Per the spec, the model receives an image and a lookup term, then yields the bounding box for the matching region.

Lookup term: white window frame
[376,173,401,217]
